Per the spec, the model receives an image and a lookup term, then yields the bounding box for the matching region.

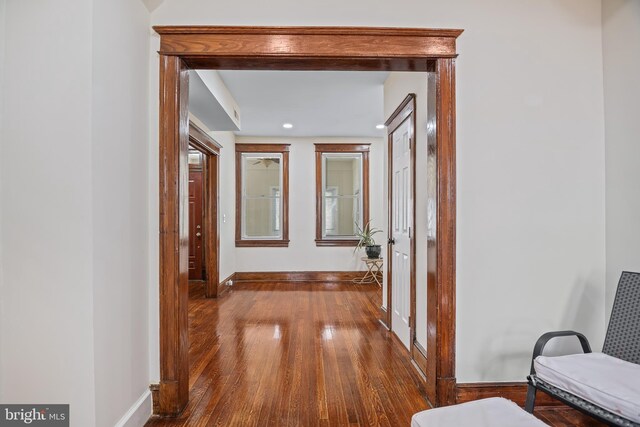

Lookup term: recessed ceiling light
[282,123,293,129]
[376,124,385,129]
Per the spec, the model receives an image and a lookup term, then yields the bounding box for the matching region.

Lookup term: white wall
[92,0,152,426]
[147,34,161,386]
[1,0,152,425]
[0,0,618,417]
[234,137,385,272]
[383,73,429,350]
[0,0,6,394]
[195,70,241,131]
[150,0,608,383]
[188,114,238,282]
[210,131,237,282]
[453,1,606,380]
[0,1,96,425]
[602,0,640,317]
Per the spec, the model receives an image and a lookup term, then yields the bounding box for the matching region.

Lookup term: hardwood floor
[535,408,607,427]
[147,281,428,426]
[146,280,607,427]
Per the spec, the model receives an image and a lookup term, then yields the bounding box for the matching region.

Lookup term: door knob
[196,232,202,237]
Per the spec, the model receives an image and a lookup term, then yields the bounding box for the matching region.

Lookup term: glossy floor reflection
[146,280,604,427]
[146,281,428,426]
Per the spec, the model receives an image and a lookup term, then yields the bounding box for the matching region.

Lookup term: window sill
[236,239,290,248]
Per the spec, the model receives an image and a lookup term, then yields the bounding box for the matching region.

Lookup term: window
[236,144,290,247]
[315,144,370,246]
[271,187,280,232]
[324,187,338,232]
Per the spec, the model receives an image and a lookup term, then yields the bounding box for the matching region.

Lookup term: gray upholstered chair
[525,271,640,427]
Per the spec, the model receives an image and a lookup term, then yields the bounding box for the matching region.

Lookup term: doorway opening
[188,146,205,281]
[385,93,427,377]
[187,122,221,298]
[154,26,461,416]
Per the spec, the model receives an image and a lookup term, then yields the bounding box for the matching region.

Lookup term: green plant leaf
[353,220,383,253]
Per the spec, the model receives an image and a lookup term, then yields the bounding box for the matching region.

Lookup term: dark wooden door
[189,167,204,280]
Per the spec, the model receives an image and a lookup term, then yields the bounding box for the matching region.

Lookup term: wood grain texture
[413,342,428,377]
[188,121,221,155]
[153,26,463,61]
[235,144,290,247]
[235,143,291,153]
[379,306,390,329]
[234,271,364,282]
[154,26,464,36]
[182,57,438,72]
[457,382,561,407]
[427,58,458,407]
[187,124,220,297]
[157,55,190,416]
[425,72,438,407]
[219,272,236,285]
[147,281,602,427]
[155,25,462,412]
[202,152,219,298]
[535,408,607,426]
[314,143,370,247]
[235,240,291,247]
[217,273,235,297]
[456,383,607,426]
[146,281,430,427]
[149,384,160,416]
[314,143,371,153]
[187,166,204,280]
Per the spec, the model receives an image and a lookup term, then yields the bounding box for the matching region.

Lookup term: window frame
[314,143,370,247]
[235,143,290,247]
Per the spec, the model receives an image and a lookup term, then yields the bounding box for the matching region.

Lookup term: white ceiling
[217,70,389,137]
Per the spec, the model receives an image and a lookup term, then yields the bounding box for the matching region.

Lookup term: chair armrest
[528,330,592,375]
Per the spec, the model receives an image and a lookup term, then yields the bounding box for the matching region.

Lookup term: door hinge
[408,226,412,239]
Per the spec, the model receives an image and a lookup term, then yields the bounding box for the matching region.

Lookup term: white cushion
[535,352,640,423]
[411,398,547,427]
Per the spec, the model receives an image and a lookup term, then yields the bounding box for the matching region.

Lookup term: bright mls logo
[0,405,68,426]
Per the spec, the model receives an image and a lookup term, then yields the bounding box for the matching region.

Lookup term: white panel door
[391,117,413,350]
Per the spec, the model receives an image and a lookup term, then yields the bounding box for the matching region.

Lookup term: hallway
[146,281,428,426]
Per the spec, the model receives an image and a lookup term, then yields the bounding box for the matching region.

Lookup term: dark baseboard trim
[379,306,390,329]
[234,271,363,282]
[389,330,412,358]
[149,384,160,415]
[218,273,236,295]
[456,382,562,407]
[412,342,427,376]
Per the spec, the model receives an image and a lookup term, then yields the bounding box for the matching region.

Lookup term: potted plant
[355,221,383,259]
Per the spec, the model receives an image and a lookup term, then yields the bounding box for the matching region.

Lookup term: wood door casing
[155,27,460,415]
[188,166,204,280]
[189,122,221,298]
[390,116,413,350]
[386,95,419,375]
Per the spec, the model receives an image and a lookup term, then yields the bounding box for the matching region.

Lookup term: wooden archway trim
[432,58,458,405]
[154,25,462,416]
[154,26,462,72]
[155,26,462,58]
[188,121,221,155]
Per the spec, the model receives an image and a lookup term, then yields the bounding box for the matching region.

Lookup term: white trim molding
[114,389,152,427]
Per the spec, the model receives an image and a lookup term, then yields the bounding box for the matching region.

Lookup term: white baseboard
[114,389,152,427]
